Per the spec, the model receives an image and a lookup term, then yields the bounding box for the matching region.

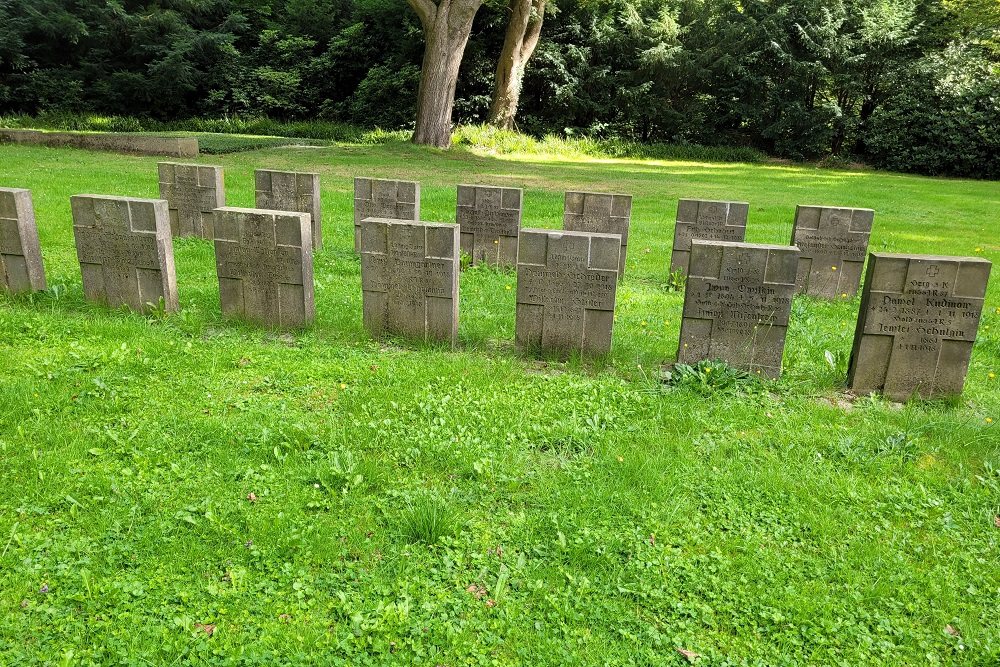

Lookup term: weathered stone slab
[360,218,459,346]
[456,184,522,267]
[158,162,225,239]
[670,199,749,276]
[213,207,314,328]
[515,229,620,357]
[255,169,323,250]
[563,191,631,276]
[848,253,991,401]
[0,187,46,294]
[353,178,419,252]
[677,240,799,378]
[70,195,178,313]
[792,205,874,298]
[0,129,199,157]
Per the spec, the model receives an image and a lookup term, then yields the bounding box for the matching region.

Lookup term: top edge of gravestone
[521,227,623,242]
[869,252,992,264]
[354,176,417,183]
[158,161,220,168]
[215,206,310,218]
[360,217,456,229]
[256,168,319,177]
[796,204,875,212]
[458,183,522,191]
[566,190,631,198]
[0,186,31,194]
[678,198,750,205]
[72,194,167,205]
[690,239,799,252]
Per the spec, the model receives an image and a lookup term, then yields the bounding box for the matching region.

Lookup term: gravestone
[670,199,749,276]
[158,162,225,238]
[677,240,799,378]
[255,169,323,250]
[848,253,992,401]
[562,191,631,276]
[456,184,522,267]
[71,195,178,313]
[360,218,459,346]
[213,207,314,328]
[353,178,419,252]
[515,229,620,357]
[0,187,46,294]
[792,205,874,298]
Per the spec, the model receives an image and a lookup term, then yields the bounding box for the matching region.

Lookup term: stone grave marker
[360,218,459,346]
[562,191,631,276]
[456,184,522,267]
[848,253,991,401]
[71,195,178,313]
[213,207,314,328]
[353,178,419,252]
[255,169,323,250]
[515,229,620,357]
[158,162,225,238]
[0,187,46,293]
[677,240,799,378]
[670,199,749,276]
[792,205,874,298]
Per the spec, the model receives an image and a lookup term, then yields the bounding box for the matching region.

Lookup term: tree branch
[406,0,438,30]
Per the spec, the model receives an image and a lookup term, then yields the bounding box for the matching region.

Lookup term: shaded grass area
[0,140,998,665]
[1,113,767,163]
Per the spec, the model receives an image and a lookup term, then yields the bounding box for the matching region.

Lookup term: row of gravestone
[0,165,993,402]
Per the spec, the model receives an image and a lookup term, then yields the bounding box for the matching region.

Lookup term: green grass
[0,137,998,665]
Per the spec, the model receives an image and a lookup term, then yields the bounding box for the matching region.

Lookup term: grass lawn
[1,139,998,665]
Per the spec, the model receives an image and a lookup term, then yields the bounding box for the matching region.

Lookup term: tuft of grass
[398,493,458,545]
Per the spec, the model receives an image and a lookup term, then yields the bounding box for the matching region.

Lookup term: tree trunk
[408,0,482,148]
[488,0,545,130]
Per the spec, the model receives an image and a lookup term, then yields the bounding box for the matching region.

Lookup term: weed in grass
[663,359,760,395]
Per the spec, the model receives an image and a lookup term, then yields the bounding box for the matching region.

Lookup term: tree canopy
[0,0,997,176]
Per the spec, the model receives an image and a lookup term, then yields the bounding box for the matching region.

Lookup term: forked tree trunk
[408,0,483,148]
[488,0,545,130]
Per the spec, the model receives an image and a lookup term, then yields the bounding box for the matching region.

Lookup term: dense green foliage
[1,0,997,176]
[1,139,999,664]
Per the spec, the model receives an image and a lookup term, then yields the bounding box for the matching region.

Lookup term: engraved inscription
[670,199,749,276]
[792,206,873,298]
[71,195,177,313]
[563,191,631,276]
[848,254,991,400]
[677,241,798,378]
[158,162,225,239]
[255,170,322,250]
[213,207,314,329]
[515,229,621,357]
[353,178,420,252]
[456,184,521,267]
[360,218,459,346]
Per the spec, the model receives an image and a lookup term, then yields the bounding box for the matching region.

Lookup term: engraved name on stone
[847,253,991,401]
[353,178,420,252]
[456,184,522,267]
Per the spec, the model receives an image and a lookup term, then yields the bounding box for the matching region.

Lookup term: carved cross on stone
[213,207,315,328]
[353,178,420,252]
[71,195,178,313]
[158,162,225,239]
[515,229,621,357]
[670,199,749,277]
[360,218,459,346]
[848,253,991,401]
[456,184,522,267]
[562,191,631,276]
[791,205,874,298]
